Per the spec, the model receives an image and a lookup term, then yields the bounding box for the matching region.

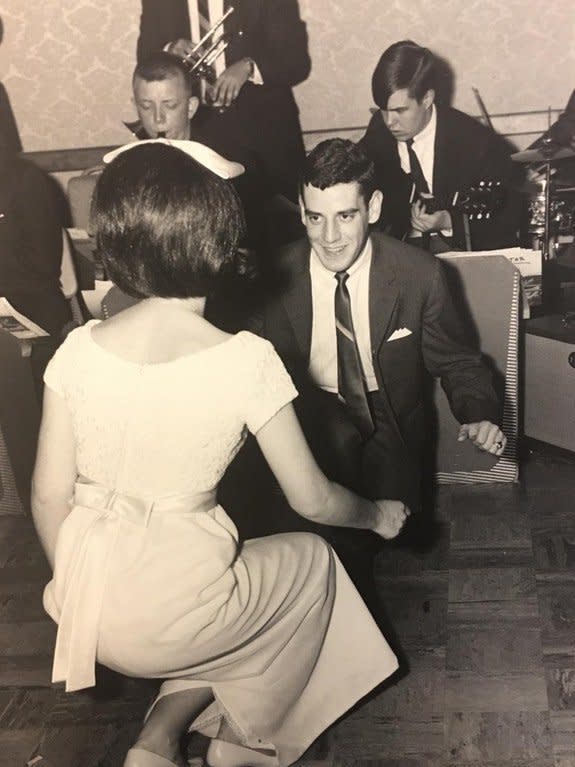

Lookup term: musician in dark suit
[137,0,310,204]
[130,50,265,253]
[0,143,71,338]
[361,40,520,252]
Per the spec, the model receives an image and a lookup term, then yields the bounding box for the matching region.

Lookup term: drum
[526,187,575,236]
[521,185,575,251]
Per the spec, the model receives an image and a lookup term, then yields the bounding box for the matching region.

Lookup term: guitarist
[361,40,521,252]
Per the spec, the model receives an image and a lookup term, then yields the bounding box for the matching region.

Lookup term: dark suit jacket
[252,232,500,507]
[137,0,310,201]
[361,105,521,251]
[0,152,71,336]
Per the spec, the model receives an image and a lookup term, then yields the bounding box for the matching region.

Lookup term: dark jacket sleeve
[421,258,500,425]
[137,0,191,62]
[360,113,412,239]
[442,112,521,251]
[15,163,63,284]
[246,0,310,87]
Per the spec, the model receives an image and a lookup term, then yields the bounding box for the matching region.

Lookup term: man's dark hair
[133,51,200,99]
[300,138,377,204]
[92,144,245,299]
[371,40,436,109]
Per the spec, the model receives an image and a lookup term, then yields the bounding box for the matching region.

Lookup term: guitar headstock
[456,180,506,221]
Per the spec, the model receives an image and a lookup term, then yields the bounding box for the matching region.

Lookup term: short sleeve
[243,335,298,434]
[43,323,87,397]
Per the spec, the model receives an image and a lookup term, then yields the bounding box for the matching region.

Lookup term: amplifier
[524,314,575,451]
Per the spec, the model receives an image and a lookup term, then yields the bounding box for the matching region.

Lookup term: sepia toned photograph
[1,2,575,765]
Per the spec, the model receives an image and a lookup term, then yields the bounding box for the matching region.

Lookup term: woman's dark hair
[371,40,436,109]
[92,144,245,299]
[300,138,377,205]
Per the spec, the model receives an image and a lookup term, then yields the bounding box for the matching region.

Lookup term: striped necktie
[196,0,226,78]
[334,271,374,439]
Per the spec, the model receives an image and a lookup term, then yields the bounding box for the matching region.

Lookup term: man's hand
[410,199,452,233]
[373,499,410,540]
[458,421,506,455]
[166,38,197,59]
[210,59,253,108]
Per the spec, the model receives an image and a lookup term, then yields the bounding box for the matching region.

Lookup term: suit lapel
[432,107,450,197]
[368,235,407,447]
[369,235,399,355]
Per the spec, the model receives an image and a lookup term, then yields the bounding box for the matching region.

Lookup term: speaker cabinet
[524,315,575,452]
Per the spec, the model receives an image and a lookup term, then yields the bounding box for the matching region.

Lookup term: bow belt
[51,479,213,692]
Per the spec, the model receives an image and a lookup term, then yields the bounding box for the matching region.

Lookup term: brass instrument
[124,6,236,136]
[183,6,235,84]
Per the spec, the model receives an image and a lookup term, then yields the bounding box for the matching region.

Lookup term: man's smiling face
[300,181,383,272]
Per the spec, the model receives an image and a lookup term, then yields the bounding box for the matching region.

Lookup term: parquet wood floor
[1,442,574,767]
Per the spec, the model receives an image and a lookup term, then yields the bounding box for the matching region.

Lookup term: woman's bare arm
[256,403,408,539]
[31,387,77,568]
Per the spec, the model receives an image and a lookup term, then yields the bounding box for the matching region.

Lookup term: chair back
[67,166,102,232]
[433,254,520,483]
[101,286,140,319]
[60,228,78,300]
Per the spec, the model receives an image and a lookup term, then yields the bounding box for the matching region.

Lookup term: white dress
[43,321,397,766]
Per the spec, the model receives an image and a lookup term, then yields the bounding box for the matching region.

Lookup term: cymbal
[511,145,575,163]
[515,178,575,194]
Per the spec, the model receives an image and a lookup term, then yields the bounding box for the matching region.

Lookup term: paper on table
[0,297,49,340]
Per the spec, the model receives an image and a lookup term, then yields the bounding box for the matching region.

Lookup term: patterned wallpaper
[0,0,141,150]
[0,0,573,153]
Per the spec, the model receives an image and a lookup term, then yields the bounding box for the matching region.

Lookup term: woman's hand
[373,500,410,540]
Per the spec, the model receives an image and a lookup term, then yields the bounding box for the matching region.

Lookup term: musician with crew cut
[129,50,270,257]
[129,51,207,142]
[361,40,520,252]
[137,0,310,205]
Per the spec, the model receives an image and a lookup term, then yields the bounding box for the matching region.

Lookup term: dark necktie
[406,138,432,249]
[334,271,374,439]
[406,138,429,195]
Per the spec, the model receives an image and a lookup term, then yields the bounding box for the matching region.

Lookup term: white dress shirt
[186,0,263,82]
[309,239,378,394]
[397,104,437,193]
[396,104,452,236]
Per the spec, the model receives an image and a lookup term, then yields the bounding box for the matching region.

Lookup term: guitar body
[409,179,506,222]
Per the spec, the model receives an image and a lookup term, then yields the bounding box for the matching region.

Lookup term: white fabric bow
[103,139,245,180]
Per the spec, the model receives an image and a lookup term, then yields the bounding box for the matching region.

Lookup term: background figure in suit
[361,40,521,252]
[0,142,71,338]
[250,140,506,592]
[0,82,22,153]
[137,0,310,205]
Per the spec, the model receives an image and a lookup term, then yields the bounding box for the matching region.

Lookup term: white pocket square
[387,327,412,342]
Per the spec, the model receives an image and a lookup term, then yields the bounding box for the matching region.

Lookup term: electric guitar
[409,179,506,222]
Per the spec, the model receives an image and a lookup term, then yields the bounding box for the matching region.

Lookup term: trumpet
[183,6,235,83]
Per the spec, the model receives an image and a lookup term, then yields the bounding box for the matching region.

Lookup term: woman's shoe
[206,739,279,767]
[123,747,180,767]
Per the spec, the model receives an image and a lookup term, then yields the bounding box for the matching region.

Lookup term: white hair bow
[103,139,245,180]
